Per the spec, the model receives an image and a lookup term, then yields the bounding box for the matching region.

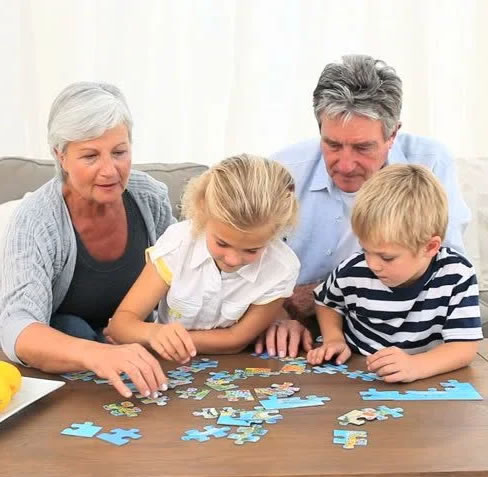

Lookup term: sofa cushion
[0,157,207,219]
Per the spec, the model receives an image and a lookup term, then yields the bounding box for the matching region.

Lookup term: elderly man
[255,54,470,358]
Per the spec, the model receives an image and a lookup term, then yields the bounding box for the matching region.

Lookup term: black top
[57,191,148,329]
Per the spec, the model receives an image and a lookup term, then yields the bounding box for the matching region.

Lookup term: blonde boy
[308,164,482,382]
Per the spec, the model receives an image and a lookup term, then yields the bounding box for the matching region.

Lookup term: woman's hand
[84,342,168,398]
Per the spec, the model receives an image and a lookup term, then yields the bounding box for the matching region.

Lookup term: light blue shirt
[273,133,471,286]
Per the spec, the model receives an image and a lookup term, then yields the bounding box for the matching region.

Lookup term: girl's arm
[106,263,167,345]
[189,298,285,354]
[107,264,196,362]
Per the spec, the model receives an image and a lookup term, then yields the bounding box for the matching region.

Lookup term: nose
[223,250,243,267]
[99,152,118,177]
[335,148,356,174]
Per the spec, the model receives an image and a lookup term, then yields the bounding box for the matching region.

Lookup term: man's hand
[147,322,196,364]
[307,340,351,365]
[84,343,168,399]
[254,319,313,358]
[366,346,420,383]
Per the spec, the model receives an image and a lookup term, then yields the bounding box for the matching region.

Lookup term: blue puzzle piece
[360,380,483,401]
[61,421,102,438]
[250,351,274,360]
[312,363,349,374]
[343,370,382,382]
[181,426,231,442]
[96,428,142,446]
[259,394,331,410]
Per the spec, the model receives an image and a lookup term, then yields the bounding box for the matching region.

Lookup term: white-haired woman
[0,82,173,398]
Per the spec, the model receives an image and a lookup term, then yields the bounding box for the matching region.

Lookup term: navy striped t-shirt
[314,247,483,355]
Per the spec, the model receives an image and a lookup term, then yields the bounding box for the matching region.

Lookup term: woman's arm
[189,298,285,354]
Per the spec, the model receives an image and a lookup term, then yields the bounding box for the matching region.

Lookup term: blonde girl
[106,154,300,362]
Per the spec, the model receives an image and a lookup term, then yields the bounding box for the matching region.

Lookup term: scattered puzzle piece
[254,382,300,400]
[279,363,310,375]
[227,425,268,445]
[135,392,169,406]
[312,363,348,374]
[97,428,142,446]
[259,394,330,410]
[360,380,483,401]
[168,377,194,389]
[181,426,231,442]
[333,429,368,449]
[103,401,142,417]
[60,371,96,381]
[337,406,404,425]
[342,370,382,382]
[176,387,211,400]
[217,390,254,402]
[61,421,102,438]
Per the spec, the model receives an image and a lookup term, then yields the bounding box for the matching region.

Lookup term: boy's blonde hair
[351,164,448,253]
[181,154,297,237]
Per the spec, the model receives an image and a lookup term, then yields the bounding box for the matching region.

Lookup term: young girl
[106,154,300,363]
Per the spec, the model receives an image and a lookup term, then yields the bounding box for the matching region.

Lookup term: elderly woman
[0,82,173,398]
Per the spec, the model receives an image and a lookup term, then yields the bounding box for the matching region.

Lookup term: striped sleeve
[314,266,346,316]
[442,270,483,342]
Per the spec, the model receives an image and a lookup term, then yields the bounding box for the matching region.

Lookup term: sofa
[0,156,486,334]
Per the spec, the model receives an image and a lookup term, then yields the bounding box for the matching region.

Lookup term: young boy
[308,164,483,383]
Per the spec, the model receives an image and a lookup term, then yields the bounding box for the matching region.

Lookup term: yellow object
[0,377,12,412]
[0,361,22,395]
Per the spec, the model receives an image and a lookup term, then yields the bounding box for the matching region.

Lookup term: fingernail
[125,391,132,398]
[191,350,197,357]
[144,390,150,397]
[279,350,285,358]
[269,349,275,356]
[152,392,159,399]
[160,383,168,391]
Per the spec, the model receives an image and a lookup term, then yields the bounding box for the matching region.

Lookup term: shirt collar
[386,136,408,165]
[189,231,266,283]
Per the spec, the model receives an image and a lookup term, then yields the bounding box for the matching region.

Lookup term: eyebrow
[323,137,377,148]
[78,142,128,152]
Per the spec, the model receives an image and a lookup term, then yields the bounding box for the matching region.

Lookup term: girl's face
[205,218,275,273]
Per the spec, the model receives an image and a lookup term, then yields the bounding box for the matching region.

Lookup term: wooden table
[1,345,488,477]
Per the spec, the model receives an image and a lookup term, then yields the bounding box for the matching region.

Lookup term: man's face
[320,115,397,192]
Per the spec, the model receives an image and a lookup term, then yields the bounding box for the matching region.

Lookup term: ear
[387,122,401,148]
[423,236,442,257]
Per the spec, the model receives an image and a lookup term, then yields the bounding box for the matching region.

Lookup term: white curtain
[1,0,486,286]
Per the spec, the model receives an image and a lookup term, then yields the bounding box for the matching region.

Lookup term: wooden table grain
[1,344,488,477]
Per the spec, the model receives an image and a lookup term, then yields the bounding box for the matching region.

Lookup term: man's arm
[254,283,317,357]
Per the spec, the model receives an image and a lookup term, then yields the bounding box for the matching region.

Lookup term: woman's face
[58,124,131,205]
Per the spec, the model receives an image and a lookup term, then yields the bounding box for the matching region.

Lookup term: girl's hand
[148,323,197,364]
[366,346,420,383]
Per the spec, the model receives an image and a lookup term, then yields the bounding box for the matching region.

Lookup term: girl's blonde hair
[351,164,448,253]
[181,154,297,237]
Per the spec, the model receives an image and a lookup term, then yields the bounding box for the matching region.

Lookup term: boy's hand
[366,346,420,383]
[148,323,196,364]
[307,340,351,365]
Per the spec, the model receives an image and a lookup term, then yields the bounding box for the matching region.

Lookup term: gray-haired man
[255,54,470,358]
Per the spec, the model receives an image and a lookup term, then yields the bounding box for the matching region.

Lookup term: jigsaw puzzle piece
[97,428,142,446]
[333,429,368,449]
[259,394,330,410]
[227,425,268,445]
[61,421,102,438]
[181,426,231,442]
[217,390,254,402]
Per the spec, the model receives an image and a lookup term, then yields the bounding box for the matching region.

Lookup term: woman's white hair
[47,82,133,179]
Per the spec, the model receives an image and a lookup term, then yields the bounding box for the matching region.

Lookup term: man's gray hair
[313,55,402,139]
[47,82,133,179]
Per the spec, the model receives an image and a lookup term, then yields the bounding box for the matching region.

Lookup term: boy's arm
[367,341,480,382]
[412,341,480,379]
[189,299,285,354]
[315,304,346,343]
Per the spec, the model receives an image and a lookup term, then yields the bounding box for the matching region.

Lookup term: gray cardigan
[0,170,175,363]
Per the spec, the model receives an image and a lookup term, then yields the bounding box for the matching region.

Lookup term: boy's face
[360,238,441,288]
